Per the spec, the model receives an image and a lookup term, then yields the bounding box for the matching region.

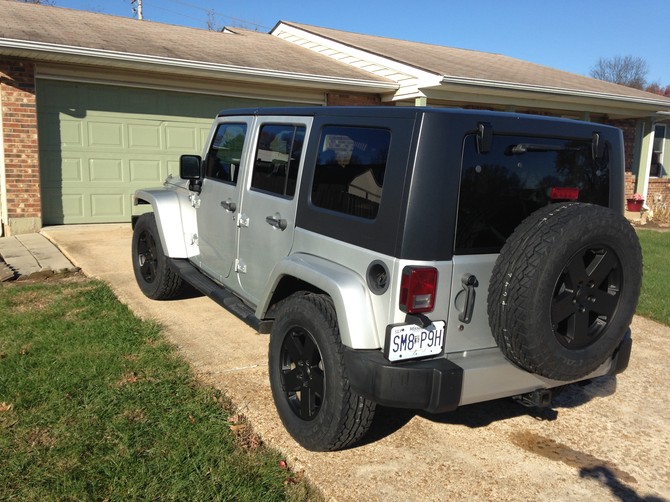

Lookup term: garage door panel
[61,158,84,183]
[129,160,162,182]
[39,154,84,184]
[61,119,84,147]
[41,189,85,221]
[90,193,127,218]
[165,124,198,150]
[88,121,125,148]
[128,123,162,149]
[89,158,124,182]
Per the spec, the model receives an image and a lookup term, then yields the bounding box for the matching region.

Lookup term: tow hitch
[513,389,553,408]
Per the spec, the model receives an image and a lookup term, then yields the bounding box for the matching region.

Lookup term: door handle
[265,214,287,230]
[458,273,478,323]
[221,199,237,212]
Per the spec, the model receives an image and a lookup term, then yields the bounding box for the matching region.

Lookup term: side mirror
[180,155,202,180]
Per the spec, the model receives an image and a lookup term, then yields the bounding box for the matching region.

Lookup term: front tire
[132,213,184,300]
[268,293,376,451]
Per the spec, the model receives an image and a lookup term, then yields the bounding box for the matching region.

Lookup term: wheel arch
[258,254,379,349]
[134,188,195,258]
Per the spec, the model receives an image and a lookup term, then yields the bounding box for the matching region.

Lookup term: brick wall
[326,92,382,106]
[625,172,670,204]
[0,58,41,235]
[604,118,637,171]
[647,178,670,203]
[624,172,636,198]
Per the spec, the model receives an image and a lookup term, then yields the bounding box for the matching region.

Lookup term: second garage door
[38,80,305,224]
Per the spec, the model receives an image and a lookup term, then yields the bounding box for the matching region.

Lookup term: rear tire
[488,203,642,381]
[268,293,376,451]
[132,213,185,300]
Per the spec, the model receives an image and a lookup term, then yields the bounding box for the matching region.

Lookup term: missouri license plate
[384,321,445,362]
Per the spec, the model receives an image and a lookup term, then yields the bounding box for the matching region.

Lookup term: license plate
[384,320,445,362]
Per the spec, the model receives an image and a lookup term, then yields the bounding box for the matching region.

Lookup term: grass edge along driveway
[0,277,315,501]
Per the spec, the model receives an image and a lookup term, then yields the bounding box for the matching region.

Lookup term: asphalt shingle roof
[284,21,670,103]
[0,1,391,84]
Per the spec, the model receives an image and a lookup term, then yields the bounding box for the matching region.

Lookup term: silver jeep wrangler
[132,107,641,451]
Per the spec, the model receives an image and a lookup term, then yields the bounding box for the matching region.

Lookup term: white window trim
[653,124,666,178]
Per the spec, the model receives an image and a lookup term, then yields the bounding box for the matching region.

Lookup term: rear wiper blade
[511,143,581,154]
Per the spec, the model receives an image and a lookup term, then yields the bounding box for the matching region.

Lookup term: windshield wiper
[511,143,581,154]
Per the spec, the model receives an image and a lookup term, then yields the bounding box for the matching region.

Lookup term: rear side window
[456,134,610,254]
[205,123,247,184]
[311,126,390,220]
[251,124,305,198]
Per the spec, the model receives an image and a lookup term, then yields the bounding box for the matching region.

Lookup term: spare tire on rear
[488,203,642,381]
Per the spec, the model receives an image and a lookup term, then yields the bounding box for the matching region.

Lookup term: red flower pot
[626,199,644,212]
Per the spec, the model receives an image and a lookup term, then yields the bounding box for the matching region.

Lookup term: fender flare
[134,188,193,258]
[260,254,379,349]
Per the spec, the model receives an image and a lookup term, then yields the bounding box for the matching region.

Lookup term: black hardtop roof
[216,106,617,130]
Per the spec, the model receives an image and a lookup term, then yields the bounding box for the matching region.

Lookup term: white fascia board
[272,23,441,92]
[0,38,397,91]
[441,75,670,110]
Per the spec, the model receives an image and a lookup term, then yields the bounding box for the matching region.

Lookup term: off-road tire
[132,213,184,300]
[268,293,376,451]
[488,203,642,381]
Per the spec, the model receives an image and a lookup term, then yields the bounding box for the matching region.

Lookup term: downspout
[0,84,6,237]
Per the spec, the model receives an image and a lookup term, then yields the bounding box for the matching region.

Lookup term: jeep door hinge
[237,213,249,227]
[234,259,247,274]
[189,194,200,208]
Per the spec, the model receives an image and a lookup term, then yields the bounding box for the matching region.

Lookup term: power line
[161,0,269,30]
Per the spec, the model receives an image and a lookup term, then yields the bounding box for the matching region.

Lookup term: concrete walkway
[28,225,670,501]
[0,232,77,281]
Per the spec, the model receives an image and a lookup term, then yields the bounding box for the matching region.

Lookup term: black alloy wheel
[551,245,622,349]
[136,227,159,285]
[279,326,325,421]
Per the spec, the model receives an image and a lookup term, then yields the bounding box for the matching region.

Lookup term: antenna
[131,0,143,20]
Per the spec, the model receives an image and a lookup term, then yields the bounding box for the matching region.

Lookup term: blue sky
[52,0,670,85]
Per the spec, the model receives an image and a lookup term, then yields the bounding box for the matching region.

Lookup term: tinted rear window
[456,134,610,254]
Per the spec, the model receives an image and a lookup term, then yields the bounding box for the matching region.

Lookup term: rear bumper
[343,348,463,414]
[343,330,632,414]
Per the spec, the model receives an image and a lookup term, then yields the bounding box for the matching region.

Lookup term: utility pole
[131,0,143,20]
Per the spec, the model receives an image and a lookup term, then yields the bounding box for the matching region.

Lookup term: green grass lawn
[0,278,312,501]
[636,229,670,327]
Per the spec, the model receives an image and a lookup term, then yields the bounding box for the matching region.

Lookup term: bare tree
[17,0,55,4]
[645,82,670,98]
[590,55,649,89]
[206,9,222,31]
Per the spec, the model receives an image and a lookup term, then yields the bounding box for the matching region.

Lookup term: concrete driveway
[43,224,670,501]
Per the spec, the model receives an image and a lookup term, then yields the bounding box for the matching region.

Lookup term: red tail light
[399,266,438,314]
[550,187,580,201]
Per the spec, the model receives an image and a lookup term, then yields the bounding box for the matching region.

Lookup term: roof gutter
[0,38,398,92]
[440,75,670,109]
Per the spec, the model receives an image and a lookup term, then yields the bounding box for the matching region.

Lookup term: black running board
[168,258,271,333]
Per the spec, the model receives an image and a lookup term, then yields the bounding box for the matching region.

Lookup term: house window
[652,124,666,177]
